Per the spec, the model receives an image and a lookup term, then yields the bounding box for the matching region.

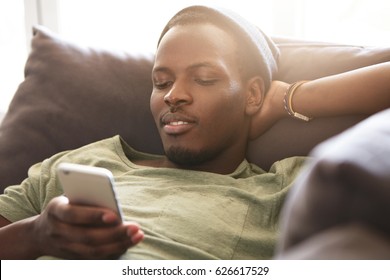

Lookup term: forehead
[154,23,238,71]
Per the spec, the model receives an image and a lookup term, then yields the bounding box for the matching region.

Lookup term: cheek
[150,92,168,132]
[221,82,247,114]
[150,91,162,121]
[202,88,247,129]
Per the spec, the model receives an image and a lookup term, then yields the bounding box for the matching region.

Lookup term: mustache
[160,110,198,126]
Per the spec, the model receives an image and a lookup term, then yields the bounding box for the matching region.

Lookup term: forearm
[293,62,390,118]
[245,62,390,140]
[0,216,42,259]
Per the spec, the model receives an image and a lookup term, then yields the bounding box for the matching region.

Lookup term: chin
[165,146,216,166]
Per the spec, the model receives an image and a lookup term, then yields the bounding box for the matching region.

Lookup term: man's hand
[31,196,144,259]
[249,80,289,140]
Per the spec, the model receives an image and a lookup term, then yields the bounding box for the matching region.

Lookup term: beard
[165,146,218,167]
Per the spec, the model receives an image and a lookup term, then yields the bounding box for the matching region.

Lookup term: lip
[160,112,197,135]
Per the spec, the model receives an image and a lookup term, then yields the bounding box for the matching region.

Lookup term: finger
[49,197,120,226]
[41,221,144,259]
[130,229,145,245]
[54,228,136,259]
[62,240,132,260]
[124,222,144,244]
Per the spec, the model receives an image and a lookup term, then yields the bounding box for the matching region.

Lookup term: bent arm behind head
[250,62,390,139]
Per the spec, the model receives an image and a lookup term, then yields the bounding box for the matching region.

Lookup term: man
[0,6,389,259]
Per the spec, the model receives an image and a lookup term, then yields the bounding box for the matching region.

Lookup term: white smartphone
[56,163,122,221]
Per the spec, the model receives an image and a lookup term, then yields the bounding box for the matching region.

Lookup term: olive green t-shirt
[0,135,307,259]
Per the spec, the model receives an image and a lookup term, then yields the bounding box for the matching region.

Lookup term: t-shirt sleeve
[269,156,309,187]
[0,137,120,223]
[0,158,64,222]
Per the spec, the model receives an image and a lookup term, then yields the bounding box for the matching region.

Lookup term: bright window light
[56,0,390,50]
[56,0,274,53]
[0,0,27,112]
[301,0,390,46]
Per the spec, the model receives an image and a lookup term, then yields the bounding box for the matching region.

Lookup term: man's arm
[0,215,43,259]
[294,61,390,118]
[0,196,144,259]
[250,62,390,139]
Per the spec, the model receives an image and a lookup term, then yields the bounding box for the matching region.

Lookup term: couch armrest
[276,109,390,259]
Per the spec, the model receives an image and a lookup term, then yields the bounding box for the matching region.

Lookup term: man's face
[150,23,251,170]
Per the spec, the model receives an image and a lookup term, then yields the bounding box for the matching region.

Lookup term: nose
[163,82,192,111]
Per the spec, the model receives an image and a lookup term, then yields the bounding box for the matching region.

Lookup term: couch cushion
[0,26,162,190]
[274,37,390,82]
[275,108,390,259]
[276,223,390,259]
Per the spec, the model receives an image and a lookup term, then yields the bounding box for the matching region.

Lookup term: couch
[0,25,389,259]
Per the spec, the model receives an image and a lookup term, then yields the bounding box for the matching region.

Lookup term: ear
[245,76,265,116]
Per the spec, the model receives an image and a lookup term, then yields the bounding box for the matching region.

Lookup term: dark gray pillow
[276,108,390,259]
[0,26,162,191]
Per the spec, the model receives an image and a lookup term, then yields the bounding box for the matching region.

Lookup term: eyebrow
[187,62,219,71]
[152,66,171,75]
[152,61,220,74]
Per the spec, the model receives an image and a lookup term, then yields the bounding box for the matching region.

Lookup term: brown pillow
[275,109,390,259]
[0,26,162,191]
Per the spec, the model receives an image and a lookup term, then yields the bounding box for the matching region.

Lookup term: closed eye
[195,79,219,86]
[153,81,173,90]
